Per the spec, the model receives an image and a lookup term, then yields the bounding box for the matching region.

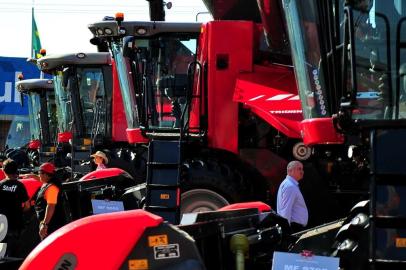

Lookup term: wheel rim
[292,142,312,160]
[181,189,230,214]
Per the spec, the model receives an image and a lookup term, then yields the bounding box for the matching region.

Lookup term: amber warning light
[115,12,124,22]
[40,48,47,56]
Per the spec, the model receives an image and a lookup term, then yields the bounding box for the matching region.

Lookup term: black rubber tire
[180,155,267,213]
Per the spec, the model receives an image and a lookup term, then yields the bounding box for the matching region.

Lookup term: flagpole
[31,0,35,58]
[31,7,34,59]
[31,1,44,79]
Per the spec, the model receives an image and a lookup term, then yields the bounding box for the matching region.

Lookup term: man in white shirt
[277,160,308,232]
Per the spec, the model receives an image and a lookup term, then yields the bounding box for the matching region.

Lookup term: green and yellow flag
[31,8,42,59]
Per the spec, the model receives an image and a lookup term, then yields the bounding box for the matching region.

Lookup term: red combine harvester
[35,52,147,180]
[2,78,57,169]
[33,53,147,219]
[87,1,366,225]
[282,0,406,268]
[15,78,58,168]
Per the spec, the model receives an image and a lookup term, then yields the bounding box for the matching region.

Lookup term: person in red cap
[34,162,67,240]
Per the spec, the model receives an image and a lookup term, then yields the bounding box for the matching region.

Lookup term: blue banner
[0,57,41,116]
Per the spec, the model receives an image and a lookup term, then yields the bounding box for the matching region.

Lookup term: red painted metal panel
[111,60,128,142]
[300,118,344,145]
[206,21,255,154]
[57,131,72,143]
[19,178,41,200]
[126,128,149,144]
[28,139,40,150]
[20,210,163,270]
[219,201,272,212]
[79,167,127,181]
[233,64,302,138]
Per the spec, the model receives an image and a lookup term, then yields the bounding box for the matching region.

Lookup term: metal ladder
[369,128,406,269]
[39,144,56,164]
[144,139,182,224]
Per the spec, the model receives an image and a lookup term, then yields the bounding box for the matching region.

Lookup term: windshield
[284,0,406,121]
[283,0,333,119]
[27,93,41,140]
[112,36,197,130]
[5,116,31,148]
[76,67,107,136]
[348,1,406,120]
[53,73,72,133]
[111,42,139,129]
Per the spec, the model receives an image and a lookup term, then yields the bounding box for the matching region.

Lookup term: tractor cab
[15,78,57,167]
[284,0,406,268]
[89,20,201,141]
[37,53,112,175]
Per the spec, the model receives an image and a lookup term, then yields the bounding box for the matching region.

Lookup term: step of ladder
[144,139,182,224]
[39,145,56,163]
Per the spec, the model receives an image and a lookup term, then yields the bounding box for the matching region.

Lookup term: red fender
[19,178,42,200]
[20,210,163,270]
[57,132,72,143]
[27,139,41,150]
[219,201,272,213]
[79,168,127,181]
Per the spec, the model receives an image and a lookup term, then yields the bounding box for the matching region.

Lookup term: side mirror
[20,93,24,107]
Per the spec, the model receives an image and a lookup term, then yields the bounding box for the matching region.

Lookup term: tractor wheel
[180,157,263,214]
[181,188,230,213]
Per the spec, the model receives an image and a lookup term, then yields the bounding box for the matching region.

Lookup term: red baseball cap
[39,162,55,174]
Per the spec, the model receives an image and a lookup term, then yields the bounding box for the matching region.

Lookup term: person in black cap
[34,162,67,240]
[0,159,30,257]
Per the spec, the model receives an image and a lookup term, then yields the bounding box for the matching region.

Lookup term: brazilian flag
[31,8,42,59]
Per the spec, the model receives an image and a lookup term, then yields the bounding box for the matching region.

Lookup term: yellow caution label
[396,238,406,248]
[160,193,170,200]
[148,234,168,247]
[128,259,148,270]
[83,138,92,145]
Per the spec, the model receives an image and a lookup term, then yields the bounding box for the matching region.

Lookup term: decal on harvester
[269,110,302,114]
[160,193,170,200]
[53,253,78,270]
[396,238,406,248]
[128,259,149,270]
[153,244,180,260]
[148,234,168,247]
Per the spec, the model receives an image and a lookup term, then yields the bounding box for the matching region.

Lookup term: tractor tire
[180,156,264,214]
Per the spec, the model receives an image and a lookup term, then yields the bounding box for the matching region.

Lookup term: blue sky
[0,0,210,58]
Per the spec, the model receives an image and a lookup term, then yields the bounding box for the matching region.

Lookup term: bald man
[277,161,308,232]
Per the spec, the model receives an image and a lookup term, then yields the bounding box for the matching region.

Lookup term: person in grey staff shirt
[277,160,308,232]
